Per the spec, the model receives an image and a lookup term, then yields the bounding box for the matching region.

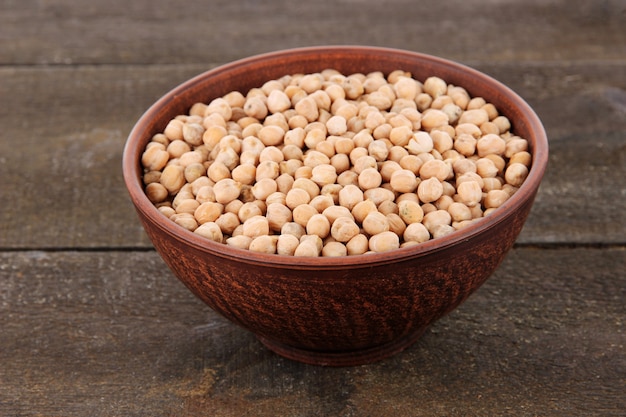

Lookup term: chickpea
[422,209,452,234]
[322,205,353,224]
[249,235,278,254]
[213,178,241,204]
[226,235,252,250]
[369,231,400,253]
[331,216,360,242]
[338,184,364,211]
[362,211,389,236]
[292,204,318,227]
[145,182,168,204]
[345,233,368,255]
[505,163,529,187]
[194,222,223,243]
[417,177,443,203]
[266,203,293,232]
[215,212,240,235]
[406,131,434,154]
[484,189,510,209]
[171,213,198,231]
[277,233,300,256]
[322,241,348,257]
[358,167,382,190]
[456,180,483,207]
[194,201,224,224]
[311,164,338,186]
[403,222,430,243]
[160,165,186,195]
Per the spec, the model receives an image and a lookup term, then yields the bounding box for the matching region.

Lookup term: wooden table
[1,1,624,415]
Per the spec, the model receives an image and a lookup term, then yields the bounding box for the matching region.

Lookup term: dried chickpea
[505,163,529,187]
[358,167,382,190]
[292,204,318,227]
[456,180,483,207]
[417,177,443,203]
[322,205,353,225]
[346,233,369,255]
[362,211,389,236]
[171,213,198,231]
[194,222,223,243]
[369,231,400,253]
[249,235,278,254]
[404,222,430,243]
[145,182,168,204]
[322,241,348,257]
[277,233,300,256]
[266,202,293,232]
[422,209,452,235]
[484,189,510,209]
[226,235,252,250]
[330,216,360,242]
[215,212,240,235]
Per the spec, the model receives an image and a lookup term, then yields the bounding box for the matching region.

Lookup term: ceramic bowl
[123,46,548,366]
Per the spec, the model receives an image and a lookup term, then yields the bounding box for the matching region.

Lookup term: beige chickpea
[265,191,287,207]
[330,216,360,242]
[142,146,170,172]
[476,135,506,159]
[241,215,270,239]
[344,233,368,255]
[143,170,162,185]
[350,199,377,224]
[363,187,395,206]
[475,157,499,178]
[456,123,482,139]
[294,238,321,257]
[422,209,452,234]
[277,233,300,256]
[266,89,291,114]
[213,178,241,204]
[447,202,472,222]
[484,189,510,209]
[266,203,293,232]
[252,177,278,201]
[194,222,223,243]
[397,199,424,225]
[292,177,320,200]
[358,167,382,190]
[309,195,334,214]
[286,187,311,209]
[322,205,353,225]
[492,115,511,134]
[368,140,390,162]
[338,184,364,211]
[226,235,252,250]
[432,224,456,239]
[281,222,306,240]
[184,163,206,184]
[420,109,448,131]
[509,151,532,168]
[294,96,319,122]
[157,205,176,219]
[456,180,483,207]
[330,153,350,174]
[257,125,285,147]
[145,182,168,204]
[505,163,529,187]
[322,241,348,257]
[166,139,191,159]
[164,119,184,141]
[419,159,450,181]
[454,133,477,156]
[192,201,223,224]
[458,108,489,126]
[311,164,338,186]
[215,212,240,235]
[249,235,278,254]
[303,149,331,168]
[403,222,430,243]
[182,122,205,146]
[294,165,313,180]
[423,76,447,98]
[171,213,198,231]
[238,201,263,223]
[386,213,407,236]
[160,164,186,195]
[292,204,318,227]
[369,231,400,253]
[406,131,434,154]
[230,163,256,185]
[389,169,418,193]
[362,211,389,236]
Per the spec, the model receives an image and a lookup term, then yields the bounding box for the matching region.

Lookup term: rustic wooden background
[1,0,624,416]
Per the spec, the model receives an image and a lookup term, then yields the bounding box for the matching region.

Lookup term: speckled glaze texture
[123,46,548,366]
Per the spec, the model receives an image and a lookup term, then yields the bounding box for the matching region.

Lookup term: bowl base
[257,325,429,367]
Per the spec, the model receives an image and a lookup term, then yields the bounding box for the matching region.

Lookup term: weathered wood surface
[1,0,625,415]
[1,248,624,417]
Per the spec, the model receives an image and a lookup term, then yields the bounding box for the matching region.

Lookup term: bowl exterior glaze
[123,46,548,366]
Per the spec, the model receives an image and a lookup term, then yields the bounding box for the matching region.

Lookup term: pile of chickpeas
[141,69,531,257]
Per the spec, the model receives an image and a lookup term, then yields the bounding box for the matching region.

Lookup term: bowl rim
[123,45,548,270]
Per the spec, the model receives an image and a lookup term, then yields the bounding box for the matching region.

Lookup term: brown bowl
[123,46,548,366]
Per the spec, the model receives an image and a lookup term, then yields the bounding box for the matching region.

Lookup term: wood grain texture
[1,0,624,65]
[0,249,623,416]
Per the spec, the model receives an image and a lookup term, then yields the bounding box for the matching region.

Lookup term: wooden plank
[1,62,624,248]
[1,0,624,65]
[0,248,624,416]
